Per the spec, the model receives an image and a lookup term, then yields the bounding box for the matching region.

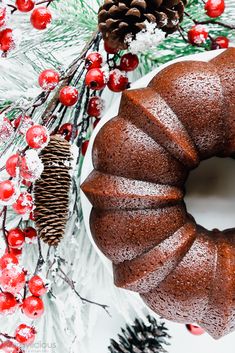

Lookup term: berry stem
[0,333,15,340]
[184,11,235,29]
[1,206,10,252]
[58,267,110,316]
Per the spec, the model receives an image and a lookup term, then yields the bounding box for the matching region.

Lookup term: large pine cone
[34,135,72,246]
[98,0,187,50]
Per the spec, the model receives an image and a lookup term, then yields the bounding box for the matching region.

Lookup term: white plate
[81,49,235,352]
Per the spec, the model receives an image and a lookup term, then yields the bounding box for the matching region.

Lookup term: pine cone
[34,135,72,247]
[108,315,171,353]
[98,0,187,50]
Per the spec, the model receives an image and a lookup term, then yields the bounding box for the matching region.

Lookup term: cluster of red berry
[0,227,47,351]
[0,117,49,219]
[187,0,229,48]
[0,0,52,55]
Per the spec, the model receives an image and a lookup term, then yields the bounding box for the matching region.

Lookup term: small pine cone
[98,0,187,50]
[34,135,72,246]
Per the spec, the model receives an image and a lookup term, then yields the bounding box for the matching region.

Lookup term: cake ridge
[113,221,197,293]
[81,170,183,210]
[119,87,199,168]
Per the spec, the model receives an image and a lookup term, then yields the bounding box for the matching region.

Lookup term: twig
[34,237,45,275]
[1,206,9,252]
[58,267,110,316]
[0,333,15,340]
[184,11,235,29]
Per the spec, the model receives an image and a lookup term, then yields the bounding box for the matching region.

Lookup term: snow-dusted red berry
[20,150,44,182]
[30,6,52,30]
[59,86,78,106]
[7,228,25,249]
[120,53,139,72]
[108,69,129,92]
[28,275,47,296]
[186,324,205,335]
[22,296,44,318]
[12,192,33,215]
[212,36,229,49]
[23,227,37,241]
[38,69,60,91]
[0,180,15,202]
[0,6,6,27]
[0,341,22,353]
[58,123,78,141]
[16,0,35,12]
[87,96,104,117]
[14,115,34,135]
[85,68,107,90]
[26,124,49,149]
[0,264,26,294]
[188,25,209,45]
[0,292,18,315]
[0,29,15,53]
[104,41,118,54]
[0,254,19,270]
[0,118,14,145]
[205,0,225,17]
[85,52,103,70]
[6,154,20,177]
[15,324,36,345]
[81,140,89,156]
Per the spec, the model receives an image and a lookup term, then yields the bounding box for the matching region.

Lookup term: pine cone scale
[98,0,187,49]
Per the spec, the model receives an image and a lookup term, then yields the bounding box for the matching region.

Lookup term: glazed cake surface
[81,48,235,339]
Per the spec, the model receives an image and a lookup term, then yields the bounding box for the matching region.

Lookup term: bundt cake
[81,48,235,339]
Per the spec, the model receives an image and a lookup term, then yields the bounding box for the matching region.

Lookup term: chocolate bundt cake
[81,48,235,339]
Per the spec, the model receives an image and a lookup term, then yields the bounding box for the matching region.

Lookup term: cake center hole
[185,157,235,230]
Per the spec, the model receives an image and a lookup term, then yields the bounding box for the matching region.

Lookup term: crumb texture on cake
[81,48,235,339]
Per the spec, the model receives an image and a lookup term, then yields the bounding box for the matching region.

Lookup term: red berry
[186,324,205,335]
[6,154,20,178]
[12,192,33,215]
[0,292,18,315]
[212,36,229,49]
[38,69,60,91]
[0,6,6,27]
[28,275,47,296]
[85,52,103,70]
[7,247,22,258]
[120,53,139,71]
[104,41,119,54]
[59,86,78,106]
[87,96,104,117]
[29,211,35,221]
[14,115,34,134]
[30,6,52,30]
[205,0,225,18]
[58,123,78,141]
[188,25,209,45]
[0,180,15,202]
[108,69,129,92]
[81,140,89,156]
[0,29,15,53]
[0,341,22,353]
[85,68,107,90]
[16,0,34,12]
[23,227,37,241]
[0,264,26,294]
[7,228,25,249]
[0,254,19,270]
[22,296,44,318]
[15,324,36,345]
[26,124,49,149]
